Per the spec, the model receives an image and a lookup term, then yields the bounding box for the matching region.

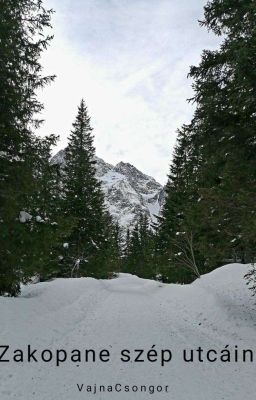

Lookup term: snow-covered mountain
[51,150,164,229]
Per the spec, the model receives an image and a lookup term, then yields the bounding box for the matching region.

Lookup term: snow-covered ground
[0,264,256,399]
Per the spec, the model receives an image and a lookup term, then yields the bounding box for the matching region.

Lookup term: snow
[100,167,162,228]
[19,211,32,223]
[51,149,163,229]
[1,263,255,399]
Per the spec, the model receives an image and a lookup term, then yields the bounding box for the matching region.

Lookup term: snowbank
[0,264,255,399]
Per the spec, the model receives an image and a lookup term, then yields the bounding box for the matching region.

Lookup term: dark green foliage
[102,221,122,276]
[122,214,156,279]
[245,265,256,296]
[60,100,121,278]
[189,0,256,266]
[156,0,256,284]
[0,0,55,295]
[25,136,74,281]
[155,127,201,283]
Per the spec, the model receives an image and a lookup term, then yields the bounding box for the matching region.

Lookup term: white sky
[39,0,220,185]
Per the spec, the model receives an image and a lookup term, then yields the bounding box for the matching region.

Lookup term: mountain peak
[114,161,145,177]
[52,149,164,228]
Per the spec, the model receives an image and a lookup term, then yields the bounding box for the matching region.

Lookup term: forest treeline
[1,0,255,296]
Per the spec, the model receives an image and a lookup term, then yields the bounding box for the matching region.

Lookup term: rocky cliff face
[51,150,164,229]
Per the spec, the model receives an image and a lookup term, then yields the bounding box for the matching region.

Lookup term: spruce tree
[188,0,256,266]
[123,215,155,279]
[61,100,109,278]
[155,126,200,283]
[100,219,122,277]
[0,0,55,295]
[25,135,71,281]
[156,0,256,282]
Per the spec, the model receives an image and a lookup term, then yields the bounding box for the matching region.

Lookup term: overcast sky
[39,0,220,185]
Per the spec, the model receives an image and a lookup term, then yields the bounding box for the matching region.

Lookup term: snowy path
[0,264,256,399]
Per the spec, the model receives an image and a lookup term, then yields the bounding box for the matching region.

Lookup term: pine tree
[123,215,155,279]
[60,100,109,278]
[156,0,256,282]
[188,0,256,265]
[24,135,72,281]
[100,220,122,277]
[123,222,141,276]
[155,126,200,283]
[0,0,55,295]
